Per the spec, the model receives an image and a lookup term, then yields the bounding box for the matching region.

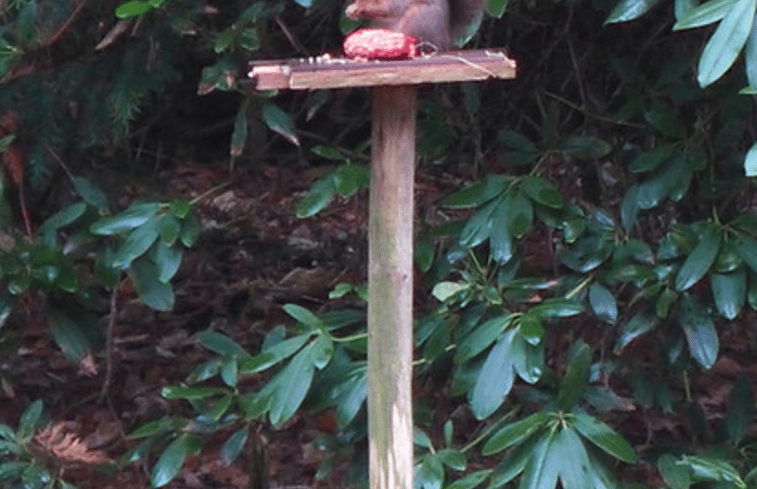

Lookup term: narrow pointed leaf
[726,376,754,444]
[697,0,756,87]
[677,294,719,369]
[675,224,721,291]
[573,412,637,463]
[674,0,731,29]
[470,329,516,420]
[482,411,550,455]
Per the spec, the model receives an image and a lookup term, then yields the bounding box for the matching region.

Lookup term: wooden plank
[246,49,516,90]
[368,84,415,489]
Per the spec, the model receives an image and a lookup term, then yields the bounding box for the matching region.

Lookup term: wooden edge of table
[244,49,516,91]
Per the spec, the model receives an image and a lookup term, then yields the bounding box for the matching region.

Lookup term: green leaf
[521,176,564,209]
[675,223,721,291]
[470,329,516,420]
[627,145,676,173]
[21,463,51,489]
[220,428,248,464]
[417,454,445,489]
[680,455,745,487]
[151,434,199,487]
[518,313,544,345]
[296,175,337,218]
[572,411,636,463]
[711,268,746,319]
[179,214,201,247]
[745,140,757,176]
[746,20,757,87]
[487,436,536,487]
[169,199,192,219]
[645,103,686,138]
[154,242,183,283]
[230,100,248,157]
[558,342,592,410]
[726,376,753,444]
[529,298,583,318]
[48,309,90,363]
[18,399,43,440]
[129,258,175,311]
[335,164,369,198]
[519,431,559,489]
[557,136,612,159]
[161,386,227,400]
[126,417,188,439]
[697,0,757,87]
[444,469,491,489]
[489,197,514,263]
[311,334,334,369]
[674,0,732,29]
[605,0,663,23]
[335,373,367,427]
[262,103,299,146]
[90,202,160,235]
[482,411,549,455]
[221,358,239,387]
[677,294,719,369]
[159,213,181,246]
[437,449,466,471]
[116,0,154,18]
[658,454,692,489]
[589,283,618,324]
[72,176,108,211]
[112,215,161,269]
[442,175,509,209]
[512,334,543,384]
[283,303,324,331]
[196,331,250,358]
[734,235,757,272]
[552,427,593,489]
[454,314,511,364]
[506,191,533,238]
[269,344,315,426]
[38,202,87,239]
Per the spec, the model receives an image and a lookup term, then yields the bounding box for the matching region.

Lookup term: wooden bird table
[245,49,516,489]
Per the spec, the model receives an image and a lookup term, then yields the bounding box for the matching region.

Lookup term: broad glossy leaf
[697,0,756,87]
[262,103,299,146]
[529,298,583,318]
[518,313,544,345]
[454,314,511,364]
[711,268,746,319]
[283,303,324,331]
[552,427,593,489]
[162,386,227,400]
[311,334,334,369]
[444,469,491,489]
[38,202,87,239]
[506,192,533,238]
[677,294,719,369]
[712,240,743,273]
[335,373,367,427]
[126,417,188,439]
[675,0,698,21]
[90,202,160,235]
[470,329,516,420]
[21,464,51,489]
[521,176,564,209]
[572,411,637,463]
[335,164,369,198]
[745,140,757,176]
[230,100,248,157]
[489,197,514,263]
[557,136,613,159]
[674,0,731,29]
[487,435,537,487]
[726,376,754,444]
[459,196,501,248]
[621,185,640,230]
[221,358,238,387]
[645,103,686,138]
[196,331,250,358]
[680,455,745,487]
[482,411,549,455]
[417,454,445,489]
[746,18,757,87]
[512,335,543,384]
[734,235,757,272]
[18,400,43,440]
[558,341,592,410]
[151,434,200,487]
[129,259,174,311]
[589,283,618,324]
[627,145,675,173]
[269,344,315,426]
[519,431,559,489]
[658,454,691,489]
[116,1,153,18]
[442,175,509,209]
[605,0,663,23]
[296,175,337,218]
[675,223,721,291]
[656,288,679,318]
[154,242,182,283]
[559,236,613,272]
[48,309,90,363]
[220,428,248,464]
[498,130,538,166]
[437,449,466,471]
[179,214,201,247]
[159,213,181,246]
[112,215,161,269]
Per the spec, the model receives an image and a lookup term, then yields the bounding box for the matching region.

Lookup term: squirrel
[345,0,486,51]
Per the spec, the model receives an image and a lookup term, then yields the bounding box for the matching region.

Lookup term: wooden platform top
[245,49,516,90]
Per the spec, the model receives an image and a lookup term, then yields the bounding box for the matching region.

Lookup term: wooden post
[368,84,416,489]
